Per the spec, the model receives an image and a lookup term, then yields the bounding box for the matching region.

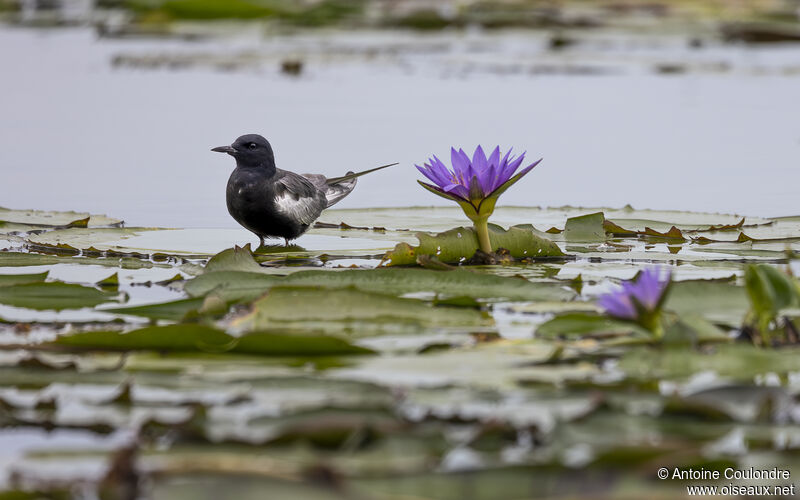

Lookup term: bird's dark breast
[226,170,306,240]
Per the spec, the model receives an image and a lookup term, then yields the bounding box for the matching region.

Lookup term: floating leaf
[0,251,164,269]
[662,315,732,346]
[26,227,177,257]
[280,268,572,302]
[55,324,232,352]
[536,312,651,338]
[665,280,749,327]
[0,207,122,227]
[184,271,278,302]
[234,332,374,356]
[96,272,120,290]
[237,286,488,330]
[642,226,686,241]
[564,212,606,242]
[204,244,269,273]
[186,267,573,303]
[105,297,207,321]
[53,324,372,356]
[620,344,800,381]
[0,282,118,310]
[0,271,48,287]
[383,224,563,266]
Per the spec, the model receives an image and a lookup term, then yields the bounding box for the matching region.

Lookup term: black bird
[212,134,396,247]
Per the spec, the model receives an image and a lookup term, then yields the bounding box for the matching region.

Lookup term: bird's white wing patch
[274,175,325,226]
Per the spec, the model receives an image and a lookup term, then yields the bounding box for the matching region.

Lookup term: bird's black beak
[211,145,236,155]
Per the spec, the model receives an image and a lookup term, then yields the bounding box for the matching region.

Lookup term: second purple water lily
[598,266,672,336]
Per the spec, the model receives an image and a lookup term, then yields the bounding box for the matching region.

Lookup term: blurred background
[1,0,799,227]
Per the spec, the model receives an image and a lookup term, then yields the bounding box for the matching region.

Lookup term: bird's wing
[273,172,327,226]
[301,172,356,209]
[300,173,327,190]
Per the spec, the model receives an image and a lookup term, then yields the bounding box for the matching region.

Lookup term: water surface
[1,26,798,227]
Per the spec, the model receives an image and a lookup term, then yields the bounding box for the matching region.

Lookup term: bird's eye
[248,143,257,150]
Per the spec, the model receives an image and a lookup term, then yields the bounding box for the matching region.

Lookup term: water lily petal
[496,152,527,187]
[418,161,450,189]
[598,292,637,320]
[483,162,498,193]
[441,183,471,200]
[598,266,671,322]
[491,148,514,191]
[451,148,468,183]
[415,164,443,186]
[487,146,501,169]
[417,181,466,203]
[472,145,488,173]
[428,156,456,187]
[456,149,472,184]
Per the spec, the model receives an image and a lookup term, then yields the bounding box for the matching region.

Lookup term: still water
[0,25,799,227]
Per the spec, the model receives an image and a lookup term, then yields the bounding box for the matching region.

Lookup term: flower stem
[640,314,664,339]
[473,216,493,254]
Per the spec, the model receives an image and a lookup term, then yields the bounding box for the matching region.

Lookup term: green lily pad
[204,244,270,273]
[187,253,575,303]
[535,312,651,338]
[104,297,207,321]
[665,280,749,327]
[184,271,279,302]
[564,212,606,242]
[0,207,122,227]
[0,251,167,269]
[281,268,573,302]
[52,324,372,356]
[0,271,49,287]
[383,224,563,266]
[661,315,732,346]
[197,268,569,303]
[0,282,119,310]
[620,344,800,381]
[236,286,488,330]
[26,227,181,256]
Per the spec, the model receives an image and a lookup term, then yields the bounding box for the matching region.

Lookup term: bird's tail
[324,162,398,185]
[321,162,397,208]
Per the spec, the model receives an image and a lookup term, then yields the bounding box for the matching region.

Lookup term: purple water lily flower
[416,146,541,204]
[598,267,672,334]
[416,146,542,253]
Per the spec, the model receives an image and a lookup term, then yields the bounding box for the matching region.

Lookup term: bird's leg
[258,236,265,248]
[284,238,289,246]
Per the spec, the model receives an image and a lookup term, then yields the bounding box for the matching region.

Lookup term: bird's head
[212,134,275,170]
